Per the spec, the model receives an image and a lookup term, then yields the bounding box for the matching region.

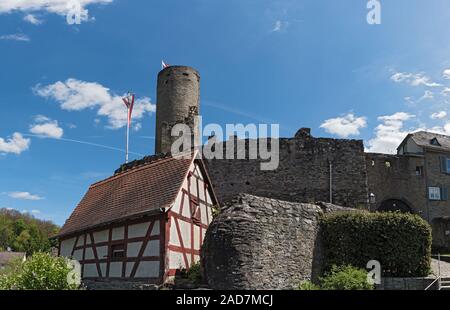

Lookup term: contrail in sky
[22,134,145,157]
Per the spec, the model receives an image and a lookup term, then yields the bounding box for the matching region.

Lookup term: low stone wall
[201,193,351,290]
[376,277,437,290]
[83,279,159,290]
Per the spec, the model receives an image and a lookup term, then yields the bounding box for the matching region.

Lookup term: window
[385,161,391,168]
[415,166,423,176]
[110,244,125,259]
[190,197,201,226]
[440,156,450,174]
[430,138,441,146]
[428,187,441,201]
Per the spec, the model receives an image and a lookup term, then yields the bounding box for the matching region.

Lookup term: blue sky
[1,0,450,225]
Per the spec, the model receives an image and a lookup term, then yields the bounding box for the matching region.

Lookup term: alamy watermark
[367,260,382,285]
[66,0,87,25]
[170,116,280,171]
[66,259,82,286]
[367,0,381,25]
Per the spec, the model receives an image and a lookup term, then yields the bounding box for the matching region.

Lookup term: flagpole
[126,106,130,163]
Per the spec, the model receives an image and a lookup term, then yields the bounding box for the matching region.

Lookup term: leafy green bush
[186,261,202,284]
[320,265,373,290]
[0,252,81,290]
[297,280,321,290]
[320,211,432,277]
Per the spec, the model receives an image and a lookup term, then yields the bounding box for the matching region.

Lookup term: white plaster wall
[73,249,83,261]
[168,250,186,269]
[84,247,94,260]
[76,234,85,247]
[109,262,122,278]
[83,264,98,277]
[96,246,108,259]
[193,225,200,250]
[143,240,159,257]
[60,237,76,257]
[93,230,108,243]
[125,262,134,277]
[151,220,160,236]
[181,194,191,218]
[99,263,106,277]
[169,217,180,247]
[128,222,149,239]
[111,226,124,240]
[135,261,159,278]
[127,242,143,257]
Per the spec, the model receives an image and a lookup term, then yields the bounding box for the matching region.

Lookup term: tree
[0,209,59,255]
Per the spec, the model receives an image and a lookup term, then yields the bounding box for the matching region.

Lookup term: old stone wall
[204,129,369,209]
[201,193,350,290]
[425,150,450,222]
[365,153,426,216]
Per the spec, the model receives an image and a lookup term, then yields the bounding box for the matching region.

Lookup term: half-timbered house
[56,151,218,284]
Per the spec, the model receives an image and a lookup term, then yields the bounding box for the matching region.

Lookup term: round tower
[155,66,200,154]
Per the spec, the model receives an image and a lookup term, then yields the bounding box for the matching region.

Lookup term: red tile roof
[58,155,194,237]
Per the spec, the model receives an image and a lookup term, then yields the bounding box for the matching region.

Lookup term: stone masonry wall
[201,193,351,290]
[365,153,426,216]
[204,129,369,209]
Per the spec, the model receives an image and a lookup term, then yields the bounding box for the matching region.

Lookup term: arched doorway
[378,199,412,213]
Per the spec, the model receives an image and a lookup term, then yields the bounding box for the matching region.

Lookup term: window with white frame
[428,187,441,201]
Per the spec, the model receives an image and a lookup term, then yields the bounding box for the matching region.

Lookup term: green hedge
[320,211,432,277]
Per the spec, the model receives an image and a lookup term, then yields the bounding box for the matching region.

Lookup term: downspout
[423,149,431,223]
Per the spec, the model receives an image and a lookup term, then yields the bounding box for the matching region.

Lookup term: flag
[162,60,169,70]
[122,94,135,126]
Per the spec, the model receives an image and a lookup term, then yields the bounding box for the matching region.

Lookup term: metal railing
[425,253,441,290]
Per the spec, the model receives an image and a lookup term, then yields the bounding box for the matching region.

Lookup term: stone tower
[155,66,200,154]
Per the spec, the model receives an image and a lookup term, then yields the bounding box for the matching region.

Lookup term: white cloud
[366,112,415,154]
[0,0,112,23]
[34,79,156,129]
[419,90,434,101]
[31,209,41,214]
[320,113,367,138]
[443,69,450,80]
[430,111,447,120]
[390,72,441,87]
[0,132,30,154]
[0,33,30,42]
[8,191,43,201]
[23,13,43,25]
[441,87,450,96]
[29,115,64,139]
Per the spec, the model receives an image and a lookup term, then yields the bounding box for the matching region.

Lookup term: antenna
[122,92,135,163]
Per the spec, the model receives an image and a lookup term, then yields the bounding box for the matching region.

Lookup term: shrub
[320,265,373,290]
[297,280,321,290]
[320,211,432,277]
[187,262,202,284]
[0,252,81,290]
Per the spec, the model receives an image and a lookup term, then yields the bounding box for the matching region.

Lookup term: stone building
[366,131,450,250]
[58,64,449,289]
[201,194,351,290]
[204,128,369,209]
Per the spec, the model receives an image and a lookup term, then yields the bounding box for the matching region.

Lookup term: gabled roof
[0,252,25,265]
[398,131,450,153]
[58,152,210,238]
